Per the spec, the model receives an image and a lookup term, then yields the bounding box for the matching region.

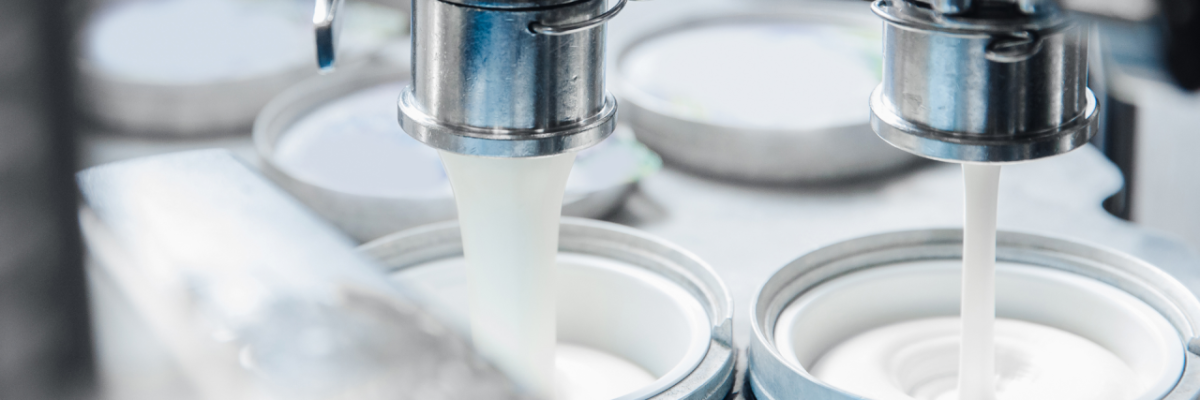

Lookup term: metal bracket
[529,0,630,36]
[314,0,345,72]
[985,30,1044,63]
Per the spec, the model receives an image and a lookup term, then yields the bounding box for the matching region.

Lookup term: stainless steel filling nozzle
[316,0,632,158]
[869,0,1097,163]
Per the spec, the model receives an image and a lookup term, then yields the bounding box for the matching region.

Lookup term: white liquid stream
[960,164,1001,400]
[812,164,1143,399]
[440,151,574,398]
[441,151,658,400]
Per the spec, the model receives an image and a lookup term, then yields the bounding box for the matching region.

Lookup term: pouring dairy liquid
[440,151,575,398]
[441,151,657,400]
[811,164,1144,399]
[959,164,1001,400]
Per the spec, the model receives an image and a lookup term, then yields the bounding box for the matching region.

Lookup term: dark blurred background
[0,1,96,399]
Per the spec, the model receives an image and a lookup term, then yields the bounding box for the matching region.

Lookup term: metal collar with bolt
[316,0,645,158]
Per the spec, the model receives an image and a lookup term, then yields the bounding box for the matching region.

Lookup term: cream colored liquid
[960,164,1001,399]
[811,164,1144,399]
[439,151,576,398]
[812,317,1139,400]
[556,343,656,400]
[390,253,693,400]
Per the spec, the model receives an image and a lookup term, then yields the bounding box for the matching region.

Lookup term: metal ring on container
[530,0,628,35]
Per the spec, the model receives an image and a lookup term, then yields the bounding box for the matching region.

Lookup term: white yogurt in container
[358,218,736,400]
[749,229,1200,400]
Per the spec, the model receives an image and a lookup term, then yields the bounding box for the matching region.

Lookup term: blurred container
[78,150,523,400]
[613,1,920,184]
[78,0,408,136]
[254,68,662,242]
[359,218,736,400]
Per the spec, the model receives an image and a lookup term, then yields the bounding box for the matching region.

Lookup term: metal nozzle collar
[871,87,1097,163]
[869,0,1097,163]
[314,0,627,158]
[399,90,618,158]
[397,0,623,158]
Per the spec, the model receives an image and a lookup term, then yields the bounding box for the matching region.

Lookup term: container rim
[748,228,1200,400]
[358,217,737,400]
[250,65,445,201]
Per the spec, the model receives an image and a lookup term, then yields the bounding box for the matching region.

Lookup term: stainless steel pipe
[315,0,623,158]
[398,0,617,157]
[869,0,1098,163]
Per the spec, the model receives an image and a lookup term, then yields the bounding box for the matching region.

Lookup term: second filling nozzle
[869,0,1098,163]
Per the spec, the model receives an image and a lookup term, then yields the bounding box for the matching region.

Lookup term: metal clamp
[314,0,345,72]
[529,0,628,36]
[985,30,1043,63]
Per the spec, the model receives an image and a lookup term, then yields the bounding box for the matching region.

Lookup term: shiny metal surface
[614,2,922,184]
[359,218,737,400]
[869,0,1097,163]
[313,0,620,157]
[530,0,629,36]
[746,229,1200,400]
[313,0,344,72]
[930,0,972,15]
[398,91,618,157]
[399,0,616,157]
[438,0,578,10]
[871,87,1098,163]
[77,150,526,400]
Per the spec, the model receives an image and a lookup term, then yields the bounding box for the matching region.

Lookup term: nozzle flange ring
[870,86,1098,164]
[398,88,618,158]
[869,0,1095,164]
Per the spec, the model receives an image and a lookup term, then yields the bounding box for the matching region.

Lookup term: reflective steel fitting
[869,0,1098,163]
[398,0,621,157]
[315,0,626,158]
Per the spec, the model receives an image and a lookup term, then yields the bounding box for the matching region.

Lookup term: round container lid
[618,17,881,132]
[80,0,407,136]
[613,4,919,184]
